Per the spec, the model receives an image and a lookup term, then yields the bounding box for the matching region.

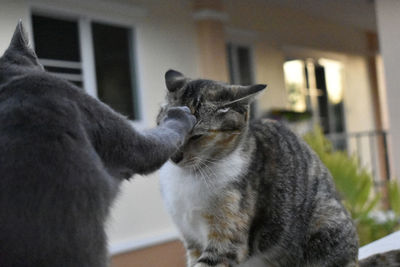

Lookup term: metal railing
[326,130,390,192]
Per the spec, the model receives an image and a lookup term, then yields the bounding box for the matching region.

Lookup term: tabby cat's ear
[230,84,267,105]
[1,21,43,70]
[165,69,186,92]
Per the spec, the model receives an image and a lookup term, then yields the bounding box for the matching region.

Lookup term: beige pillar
[366,32,391,208]
[193,0,229,82]
[375,0,400,181]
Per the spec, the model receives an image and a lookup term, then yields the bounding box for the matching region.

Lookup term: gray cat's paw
[163,106,196,132]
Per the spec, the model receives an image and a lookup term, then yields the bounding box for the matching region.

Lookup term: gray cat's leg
[83,103,195,178]
[139,106,196,173]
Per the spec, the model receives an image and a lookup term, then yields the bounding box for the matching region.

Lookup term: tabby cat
[158,70,400,267]
[0,23,195,266]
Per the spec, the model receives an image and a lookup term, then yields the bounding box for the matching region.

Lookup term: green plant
[303,127,400,245]
[389,180,400,216]
[269,109,312,122]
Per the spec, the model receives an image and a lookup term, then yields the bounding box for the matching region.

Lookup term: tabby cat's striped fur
[158,70,398,267]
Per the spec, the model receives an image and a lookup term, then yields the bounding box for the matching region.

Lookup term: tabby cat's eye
[189,134,203,141]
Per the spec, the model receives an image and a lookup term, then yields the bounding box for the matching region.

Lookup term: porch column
[193,0,229,81]
[375,0,400,180]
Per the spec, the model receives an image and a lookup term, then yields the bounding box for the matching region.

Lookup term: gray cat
[158,70,400,267]
[0,23,195,267]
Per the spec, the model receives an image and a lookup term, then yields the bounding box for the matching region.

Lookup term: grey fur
[159,70,359,267]
[0,23,195,266]
[360,250,400,267]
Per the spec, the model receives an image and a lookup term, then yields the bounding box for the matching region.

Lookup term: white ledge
[30,0,147,24]
[359,231,400,260]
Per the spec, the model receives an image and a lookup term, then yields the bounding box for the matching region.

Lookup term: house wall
[344,55,376,133]
[254,42,288,113]
[343,55,376,173]
[225,0,369,55]
[0,1,31,54]
[224,0,375,131]
[0,0,378,261]
[375,0,400,180]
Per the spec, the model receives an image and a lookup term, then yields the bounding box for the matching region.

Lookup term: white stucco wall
[343,55,375,133]
[375,0,400,180]
[224,0,375,129]
[225,0,369,56]
[0,1,31,54]
[254,42,288,113]
[343,55,376,173]
[0,0,379,256]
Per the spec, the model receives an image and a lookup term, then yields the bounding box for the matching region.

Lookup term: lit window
[283,60,307,112]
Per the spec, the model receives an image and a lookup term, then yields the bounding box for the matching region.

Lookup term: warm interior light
[319,58,344,105]
[284,60,307,112]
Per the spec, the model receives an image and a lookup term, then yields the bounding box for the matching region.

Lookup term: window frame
[226,32,257,118]
[226,43,256,85]
[225,28,257,84]
[28,2,145,124]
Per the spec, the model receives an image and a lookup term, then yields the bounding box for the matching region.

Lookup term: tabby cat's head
[158,70,266,168]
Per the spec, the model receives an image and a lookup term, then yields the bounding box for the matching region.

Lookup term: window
[284,58,346,145]
[92,23,137,119]
[227,43,253,85]
[227,43,256,116]
[318,59,345,134]
[32,15,83,87]
[283,60,308,113]
[31,14,139,120]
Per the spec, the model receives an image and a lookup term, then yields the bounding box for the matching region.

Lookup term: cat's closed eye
[189,134,203,141]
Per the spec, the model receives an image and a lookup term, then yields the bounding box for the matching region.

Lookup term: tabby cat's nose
[171,151,184,164]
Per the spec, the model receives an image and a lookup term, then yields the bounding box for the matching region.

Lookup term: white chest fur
[159,147,250,247]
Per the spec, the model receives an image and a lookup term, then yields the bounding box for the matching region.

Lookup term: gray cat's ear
[231,84,267,104]
[165,69,186,92]
[2,21,43,69]
[10,20,30,50]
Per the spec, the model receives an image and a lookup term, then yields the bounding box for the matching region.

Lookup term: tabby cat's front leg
[194,190,252,267]
[184,241,202,267]
[194,239,248,267]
